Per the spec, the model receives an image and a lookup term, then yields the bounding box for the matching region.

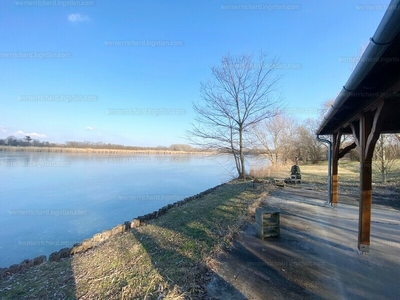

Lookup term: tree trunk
[233,152,241,179]
[239,127,245,179]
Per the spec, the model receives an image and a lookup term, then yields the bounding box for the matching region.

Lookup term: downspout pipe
[316,135,332,206]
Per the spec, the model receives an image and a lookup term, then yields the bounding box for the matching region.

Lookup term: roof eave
[317,0,400,135]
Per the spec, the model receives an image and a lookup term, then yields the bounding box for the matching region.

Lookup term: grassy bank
[252,159,400,186]
[0,181,268,299]
[0,146,213,155]
[300,160,400,188]
[257,160,400,207]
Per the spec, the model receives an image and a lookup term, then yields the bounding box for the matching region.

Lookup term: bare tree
[296,119,324,163]
[350,42,369,71]
[24,136,32,145]
[373,134,400,183]
[318,99,356,160]
[319,98,335,119]
[252,113,298,165]
[188,52,282,179]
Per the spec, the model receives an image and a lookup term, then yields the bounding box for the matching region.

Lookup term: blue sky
[0,0,391,146]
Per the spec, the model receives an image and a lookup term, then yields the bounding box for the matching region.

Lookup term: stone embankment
[0,184,225,278]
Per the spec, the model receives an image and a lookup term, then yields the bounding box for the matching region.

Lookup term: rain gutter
[318,0,400,135]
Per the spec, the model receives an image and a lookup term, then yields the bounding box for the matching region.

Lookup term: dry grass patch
[252,160,400,195]
[250,163,289,180]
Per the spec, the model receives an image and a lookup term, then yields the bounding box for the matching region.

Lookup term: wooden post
[358,112,373,252]
[331,131,341,207]
[357,100,387,252]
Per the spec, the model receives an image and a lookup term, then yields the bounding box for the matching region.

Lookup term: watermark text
[0,52,71,59]
[9,210,88,216]
[106,108,185,116]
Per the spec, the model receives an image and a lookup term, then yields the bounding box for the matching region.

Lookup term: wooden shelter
[317,1,400,252]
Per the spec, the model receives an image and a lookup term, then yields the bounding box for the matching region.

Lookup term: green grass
[0,181,268,299]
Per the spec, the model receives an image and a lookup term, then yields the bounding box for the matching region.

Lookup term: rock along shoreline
[0,183,226,278]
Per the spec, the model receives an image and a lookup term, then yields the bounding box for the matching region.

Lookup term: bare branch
[187,52,283,179]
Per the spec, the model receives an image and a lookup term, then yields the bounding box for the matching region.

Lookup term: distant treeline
[0,136,208,153]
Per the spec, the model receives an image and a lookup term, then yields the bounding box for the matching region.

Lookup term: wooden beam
[338,142,357,159]
[350,121,360,148]
[366,100,387,160]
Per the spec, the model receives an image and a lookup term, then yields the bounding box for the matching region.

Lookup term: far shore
[0,146,215,155]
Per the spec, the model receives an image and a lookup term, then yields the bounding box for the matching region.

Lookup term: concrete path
[207,187,400,299]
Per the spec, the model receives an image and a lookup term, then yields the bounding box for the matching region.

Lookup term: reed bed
[0,146,212,155]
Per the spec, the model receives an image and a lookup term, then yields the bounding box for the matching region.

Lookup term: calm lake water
[0,151,267,268]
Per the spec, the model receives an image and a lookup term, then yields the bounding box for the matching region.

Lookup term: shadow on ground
[209,186,400,299]
[128,227,247,299]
